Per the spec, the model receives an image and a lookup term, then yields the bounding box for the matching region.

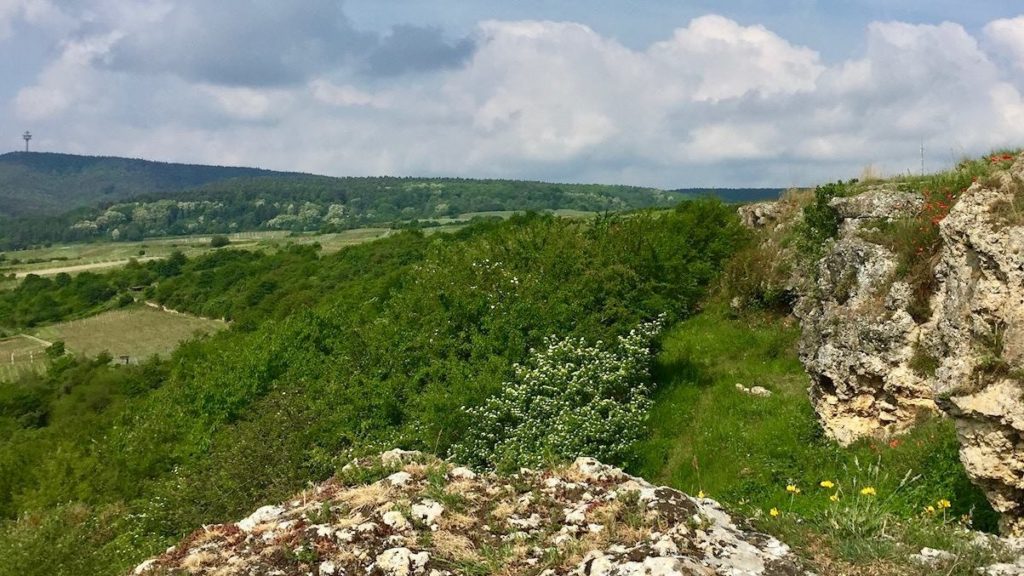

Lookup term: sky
[1,1,1024,188]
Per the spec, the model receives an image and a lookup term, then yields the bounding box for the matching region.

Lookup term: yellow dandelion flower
[925,506,935,514]
[829,493,839,502]
[820,480,835,489]
[937,499,951,509]
[859,486,877,496]
[786,484,799,494]
[769,507,780,517]
[697,490,706,499]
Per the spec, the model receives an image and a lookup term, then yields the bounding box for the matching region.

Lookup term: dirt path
[14,257,162,278]
[17,334,53,347]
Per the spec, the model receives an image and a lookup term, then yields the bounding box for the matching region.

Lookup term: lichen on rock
[132,453,801,575]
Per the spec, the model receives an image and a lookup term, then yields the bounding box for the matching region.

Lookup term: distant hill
[0,152,784,250]
[670,187,784,203]
[0,152,302,218]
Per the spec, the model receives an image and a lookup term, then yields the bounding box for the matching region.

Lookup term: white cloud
[0,0,69,39]
[14,31,122,120]
[985,16,1024,70]
[7,8,1024,188]
[309,80,387,108]
[648,15,824,101]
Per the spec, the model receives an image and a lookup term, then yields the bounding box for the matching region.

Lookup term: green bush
[453,316,663,471]
[209,235,230,248]
[794,181,844,258]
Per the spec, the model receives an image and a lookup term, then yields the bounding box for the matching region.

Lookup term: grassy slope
[629,307,1003,572]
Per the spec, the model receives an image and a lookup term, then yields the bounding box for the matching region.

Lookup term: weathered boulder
[795,189,937,445]
[932,156,1024,535]
[738,201,786,230]
[829,186,924,223]
[132,454,802,575]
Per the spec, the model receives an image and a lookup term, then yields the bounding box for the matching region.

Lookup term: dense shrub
[453,316,663,471]
[793,181,844,258]
[208,235,231,248]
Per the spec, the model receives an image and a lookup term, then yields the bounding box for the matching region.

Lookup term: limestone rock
[910,547,956,566]
[738,201,785,230]
[376,547,430,576]
[795,231,936,445]
[794,152,1024,532]
[132,453,802,575]
[829,187,923,221]
[736,383,773,398]
[932,154,1024,535]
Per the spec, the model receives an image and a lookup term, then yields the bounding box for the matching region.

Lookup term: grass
[991,173,1024,228]
[31,306,226,361]
[0,335,48,381]
[628,306,1001,573]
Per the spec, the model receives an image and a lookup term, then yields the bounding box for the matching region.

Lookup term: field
[0,228,400,279]
[0,335,48,381]
[0,209,598,281]
[31,306,227,362]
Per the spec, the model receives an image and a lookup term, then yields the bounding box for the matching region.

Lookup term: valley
[0,151,1022,576]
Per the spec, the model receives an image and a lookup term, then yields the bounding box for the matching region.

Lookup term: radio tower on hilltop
[22,131,31,152]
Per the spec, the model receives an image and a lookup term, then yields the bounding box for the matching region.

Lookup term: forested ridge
[0,152,781,249]
[0,152,291,219]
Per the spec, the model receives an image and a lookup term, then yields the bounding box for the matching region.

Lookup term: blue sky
[2,1,1023,187]
[347,0,1018,57]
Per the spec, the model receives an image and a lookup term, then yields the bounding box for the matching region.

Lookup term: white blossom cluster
[452,315,664,470]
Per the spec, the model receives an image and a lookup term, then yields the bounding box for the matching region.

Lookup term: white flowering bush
[452,316,664,471]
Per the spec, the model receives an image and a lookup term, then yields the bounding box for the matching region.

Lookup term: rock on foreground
[133,451,801,575]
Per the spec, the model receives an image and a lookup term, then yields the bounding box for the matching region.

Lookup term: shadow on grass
[652,355,714,391]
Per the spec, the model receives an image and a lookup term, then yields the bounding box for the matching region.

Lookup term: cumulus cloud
[363,24,475,77]
[6,6,1024,187]
[985,16,1024,71]
[101,0,367,86]
[0,0,70,39]
[94,1,476,85]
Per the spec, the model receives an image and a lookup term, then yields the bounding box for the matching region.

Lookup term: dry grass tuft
[438,511,477,532]
[432,530,480,563]
[338,483,391,513]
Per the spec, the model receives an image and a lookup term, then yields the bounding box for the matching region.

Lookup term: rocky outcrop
[829,186,924,224]
[771,153,1024,534]
[738,202,787,230]
[133,451,801,575]
[931,157,1024,535]
[794,188,936,446]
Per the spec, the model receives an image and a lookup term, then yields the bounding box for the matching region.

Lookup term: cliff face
[132,451,800,576]
[781,153,1024,534]
[932,158,1024,535]
[794,188,936,446]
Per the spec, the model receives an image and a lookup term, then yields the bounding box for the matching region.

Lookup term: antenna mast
[22,131,32,152]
